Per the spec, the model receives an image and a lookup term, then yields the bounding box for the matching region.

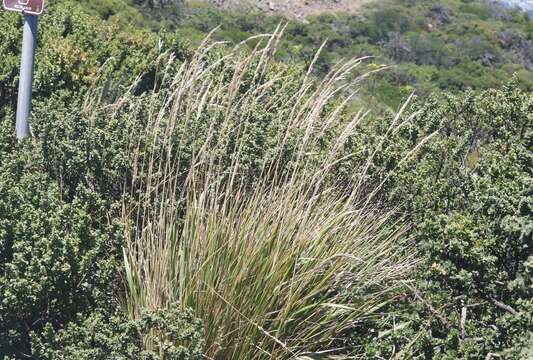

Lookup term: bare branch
[490,297,519,316]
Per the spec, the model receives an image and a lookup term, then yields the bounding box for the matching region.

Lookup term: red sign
[3,0,44,16]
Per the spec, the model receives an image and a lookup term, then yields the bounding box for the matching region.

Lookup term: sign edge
[2,0,44,16]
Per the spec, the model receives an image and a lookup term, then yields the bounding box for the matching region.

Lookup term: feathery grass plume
[120,28,420,359]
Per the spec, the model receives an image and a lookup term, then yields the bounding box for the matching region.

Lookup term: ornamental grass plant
[120,28,427,358]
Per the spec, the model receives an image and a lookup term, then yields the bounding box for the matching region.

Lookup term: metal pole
[16,14,38,140]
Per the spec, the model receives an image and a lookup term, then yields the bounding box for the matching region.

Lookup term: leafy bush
[30,306,204,360]
[0,113,122,356]
[354,82,533,359]
[0,3,191,356]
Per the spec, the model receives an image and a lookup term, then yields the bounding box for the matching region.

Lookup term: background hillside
[187,0,377,18]
[85,0,533,109]
[194,0,533,17]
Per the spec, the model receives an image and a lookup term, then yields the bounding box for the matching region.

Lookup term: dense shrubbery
[0,143,119,356]
[353,83,532,358]
[0,2,195,358]
[30,307,204,360]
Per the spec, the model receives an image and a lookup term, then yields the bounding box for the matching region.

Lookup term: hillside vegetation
[169,0,533,108]
[186,0,378,18]
[0,0,531,359]
[74,0,533,108]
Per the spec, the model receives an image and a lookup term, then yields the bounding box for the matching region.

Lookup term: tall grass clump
[118,28,426,358]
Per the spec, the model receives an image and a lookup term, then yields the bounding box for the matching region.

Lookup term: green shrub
[0,4,190,355]
[30,306,205,359]
[0,136,120,356]
[354,81,533,358]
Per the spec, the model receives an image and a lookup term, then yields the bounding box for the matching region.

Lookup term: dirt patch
[193,0,378,19]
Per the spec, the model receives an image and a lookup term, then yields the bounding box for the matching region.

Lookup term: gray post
[16,14,38,140]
